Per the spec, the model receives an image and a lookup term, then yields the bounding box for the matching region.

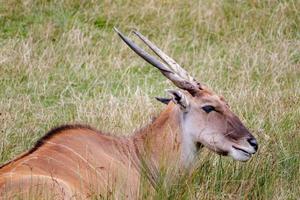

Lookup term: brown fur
[0,103,182,199]
[0,124,98,170]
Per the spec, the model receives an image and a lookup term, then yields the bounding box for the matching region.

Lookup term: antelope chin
[230,146,252,162]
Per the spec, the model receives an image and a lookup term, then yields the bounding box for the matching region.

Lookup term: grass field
[0,0,299,199]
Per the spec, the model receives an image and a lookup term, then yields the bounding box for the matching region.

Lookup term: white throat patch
[180,113,199,168]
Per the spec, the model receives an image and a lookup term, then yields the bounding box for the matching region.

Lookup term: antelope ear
[166,89,190,111]
[155,97,172,105]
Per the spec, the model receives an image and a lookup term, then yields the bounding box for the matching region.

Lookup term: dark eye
[202,105,215,113]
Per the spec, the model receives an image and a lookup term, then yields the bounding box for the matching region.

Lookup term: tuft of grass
[0,0,299,199]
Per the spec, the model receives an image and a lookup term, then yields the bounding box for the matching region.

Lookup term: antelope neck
[132,103,199,169]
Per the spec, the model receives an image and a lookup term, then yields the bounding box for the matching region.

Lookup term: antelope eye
[202,105,215,113]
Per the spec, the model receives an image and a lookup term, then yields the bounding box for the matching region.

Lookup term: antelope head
[115,28,258,162]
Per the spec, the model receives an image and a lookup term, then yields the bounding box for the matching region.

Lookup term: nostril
[247,138,258,151]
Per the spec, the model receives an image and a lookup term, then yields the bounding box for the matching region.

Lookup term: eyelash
[202,105,215,113]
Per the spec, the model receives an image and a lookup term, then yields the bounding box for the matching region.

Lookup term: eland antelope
[0,28,258,199]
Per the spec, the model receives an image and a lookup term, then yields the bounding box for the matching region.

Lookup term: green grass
[0,0,299,199]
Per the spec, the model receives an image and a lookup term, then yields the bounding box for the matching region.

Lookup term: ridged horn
[114,27,202,95]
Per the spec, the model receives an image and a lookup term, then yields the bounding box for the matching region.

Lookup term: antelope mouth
[232,146,251,157]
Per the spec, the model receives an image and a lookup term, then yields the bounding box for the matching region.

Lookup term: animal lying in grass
[0,28,258,199]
